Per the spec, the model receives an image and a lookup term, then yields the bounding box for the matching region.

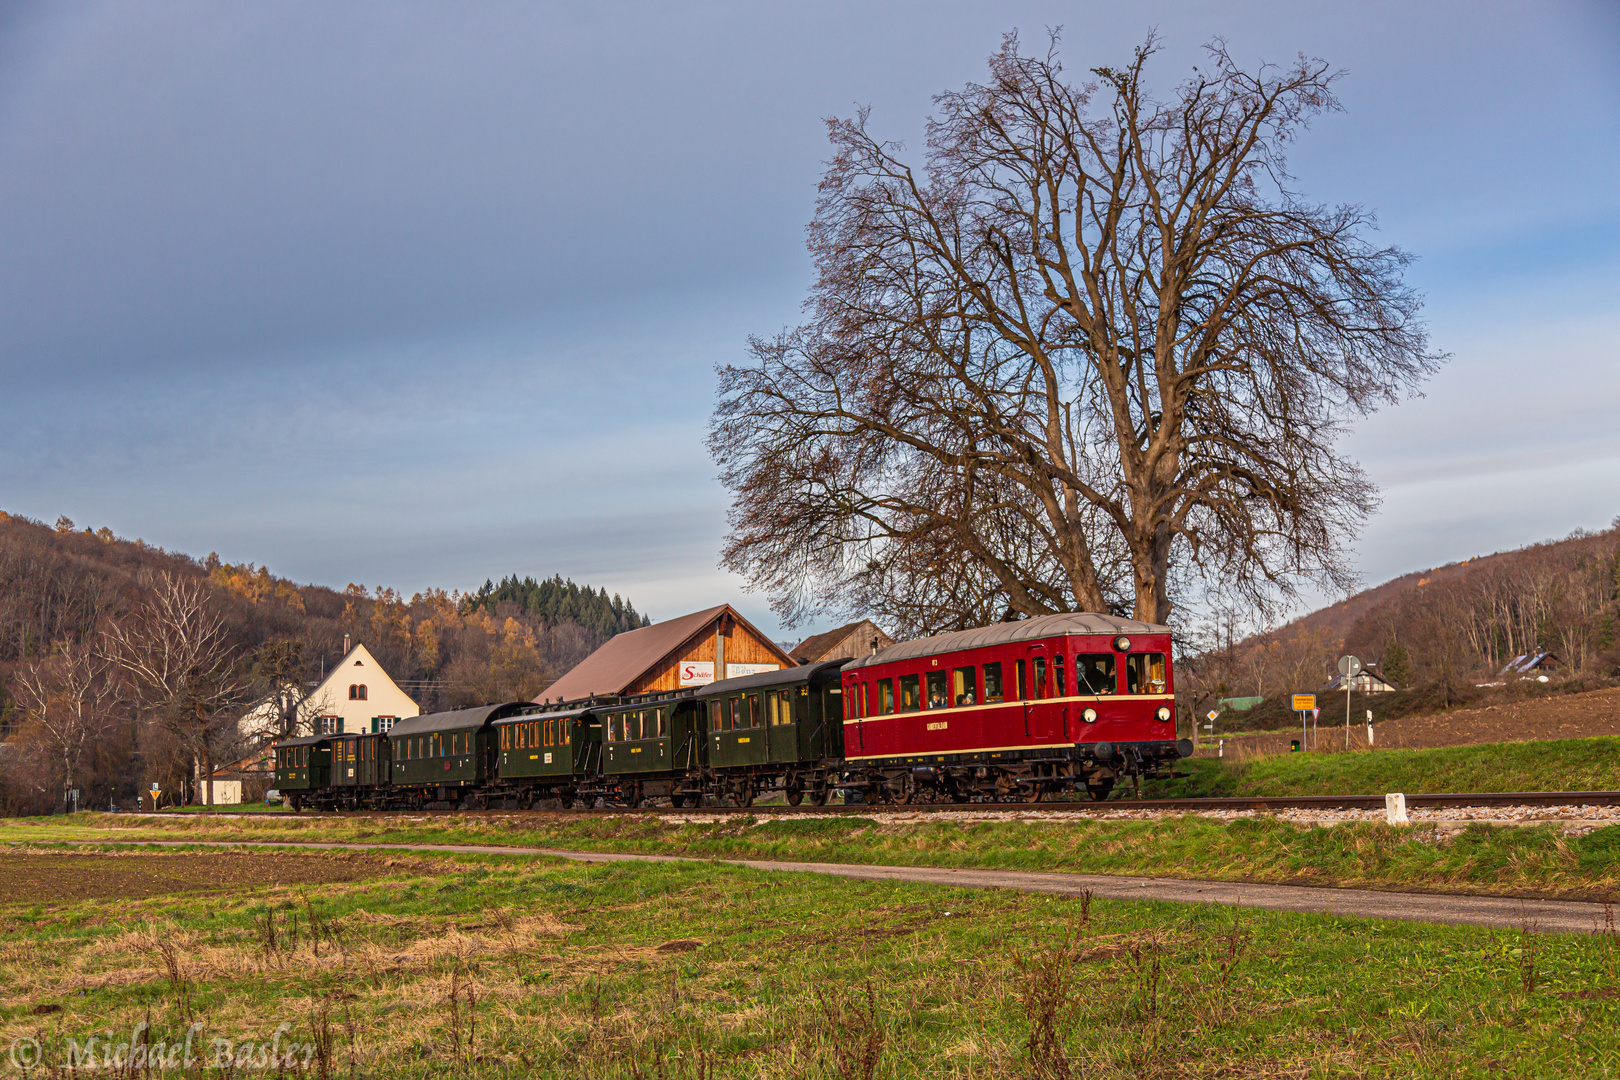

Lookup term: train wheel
[1086,779,1115,802]
[559,792,575,809]
[1024,784,1046,803]
[734,783,755,808]
[670,793,686,808]
[809,788,828,806]
[786,786,803,806]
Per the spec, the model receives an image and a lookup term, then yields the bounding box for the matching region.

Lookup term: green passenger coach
[387,702,534,808]
[597,698,707,806]
[695,661,846,806]
[492,706,598,808]
[273,736,331,809]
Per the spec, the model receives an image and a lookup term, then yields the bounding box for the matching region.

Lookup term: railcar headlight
[1082,708,1098,724]
[1113,635,1131,652]
[1156,706,1172,722]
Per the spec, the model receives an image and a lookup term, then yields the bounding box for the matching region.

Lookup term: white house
[240,640,420,739]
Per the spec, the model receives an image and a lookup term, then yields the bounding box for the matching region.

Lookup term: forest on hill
[1180,520,1620,721]
[0,511,647,814]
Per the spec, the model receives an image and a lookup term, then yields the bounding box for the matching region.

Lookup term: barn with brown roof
[536,604,793,704]
[789,619,893,665]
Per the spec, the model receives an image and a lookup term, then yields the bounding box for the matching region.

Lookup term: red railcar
[839,613,1190,801]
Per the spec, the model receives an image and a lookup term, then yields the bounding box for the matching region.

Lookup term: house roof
[694,660,847,697]
[843,612,1167,671]
[308,641,418,713]
[537,604,792,703]
[388,702,533,737]
[790,620,887,664]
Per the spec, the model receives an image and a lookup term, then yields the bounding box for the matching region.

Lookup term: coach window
[953,666,977,705]
[899,674,921,712]
[925,670,948,708]
[983,662,1004,703]
[1032,657,1047,699]
[1075,654,1118,695]
[1126,653,1168,694]
[709,701,722,732]
[876,679,894,714]
[747,694,761,728]
[1012,659,1026,701]
[1053,655,1067,697]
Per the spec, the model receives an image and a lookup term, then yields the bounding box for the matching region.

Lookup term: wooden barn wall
[627,617,786,695]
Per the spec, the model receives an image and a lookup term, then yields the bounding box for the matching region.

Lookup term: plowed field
[0,851,406,905]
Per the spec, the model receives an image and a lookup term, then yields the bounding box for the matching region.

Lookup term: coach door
[765,687,799,763]
[1024,645,1060,742]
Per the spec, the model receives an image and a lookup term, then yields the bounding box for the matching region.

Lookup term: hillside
[1185,520,1620,707]
[0,509,648,813]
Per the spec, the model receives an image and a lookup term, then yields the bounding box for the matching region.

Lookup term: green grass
[1152,736,1620,799]
[3,849,1620,1077]
[10,810,1620,900]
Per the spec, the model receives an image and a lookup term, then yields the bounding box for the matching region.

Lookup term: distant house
[1323,664,1398,694]
[1498,651,1561,677]
[789,619,894,665]
[537,604,793,704]
[241,639,420,739]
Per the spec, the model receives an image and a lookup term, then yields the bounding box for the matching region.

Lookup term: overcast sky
[1,0,1617,640]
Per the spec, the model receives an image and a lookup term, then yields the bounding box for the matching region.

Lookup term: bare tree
[12,638,116,809]
[712,32,1439,633]
[102,573,247,805]
[251,639,324,740]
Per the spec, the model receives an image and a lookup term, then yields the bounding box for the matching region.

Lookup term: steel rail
[209,790,1620,818]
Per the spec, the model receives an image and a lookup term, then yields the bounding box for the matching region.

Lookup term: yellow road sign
[1292,694,1316,712]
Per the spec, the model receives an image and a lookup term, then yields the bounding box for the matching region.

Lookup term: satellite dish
[1338,655,1362,678]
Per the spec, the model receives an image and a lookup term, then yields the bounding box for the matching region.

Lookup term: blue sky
[1,1,1617,640]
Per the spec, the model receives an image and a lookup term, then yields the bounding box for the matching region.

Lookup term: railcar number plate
[737,737,750,743]
[926,722,948,731]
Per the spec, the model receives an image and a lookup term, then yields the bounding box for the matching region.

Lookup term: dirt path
[27,838,1614,936]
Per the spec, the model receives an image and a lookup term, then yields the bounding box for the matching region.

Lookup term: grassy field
[2,846,1619,1078]
[1152,736,1620,799]
[8,810,1620,901]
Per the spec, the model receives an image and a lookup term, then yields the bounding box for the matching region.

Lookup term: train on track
[273,612,1193,810]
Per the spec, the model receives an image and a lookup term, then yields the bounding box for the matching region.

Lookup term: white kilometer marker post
[1385,792,1408,825]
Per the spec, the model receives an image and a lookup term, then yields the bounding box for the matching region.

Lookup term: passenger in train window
[899,674,921,711]
[953,666,976,705]
[1076,654,1117,694]
[926,670,948,708]
[877,678,895,714]
[983,661,1003,702]
[1127,653,1168,694]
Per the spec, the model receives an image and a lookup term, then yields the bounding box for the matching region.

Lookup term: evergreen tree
[1382,640,1412,688]
[463,575,651,637]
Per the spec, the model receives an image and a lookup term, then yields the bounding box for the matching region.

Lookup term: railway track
[186,789,1620,817]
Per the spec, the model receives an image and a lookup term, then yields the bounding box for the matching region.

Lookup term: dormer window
[349,684,368,701]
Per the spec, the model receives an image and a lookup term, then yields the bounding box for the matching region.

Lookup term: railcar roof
[841,613,1170,672]
[694,660,846,698]
[491,707,593,725]
[272,735,330,748]
[388,702,533,737]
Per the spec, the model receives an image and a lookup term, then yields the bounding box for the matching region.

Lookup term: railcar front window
[877,679,895,714]
[1075,654,1117,695]
[953,666,977,705]
[926,671,948,708]
[1126,653,1168,694]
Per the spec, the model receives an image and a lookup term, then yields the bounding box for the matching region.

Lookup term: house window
[318,716,340,735]
[349,684,368,701]
[373,716,396,733]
